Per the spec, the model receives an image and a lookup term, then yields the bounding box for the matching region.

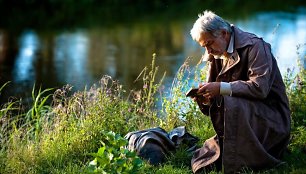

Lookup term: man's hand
[198,82,220,99]
[192,95,210,106]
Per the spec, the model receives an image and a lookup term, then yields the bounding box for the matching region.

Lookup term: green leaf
[133,158,143,167]
[128,150,137,158]
[117,138,128,147]
[96,156,109,168]
[97,146,106,156]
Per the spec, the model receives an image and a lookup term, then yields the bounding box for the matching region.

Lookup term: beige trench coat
[191,26,291,173]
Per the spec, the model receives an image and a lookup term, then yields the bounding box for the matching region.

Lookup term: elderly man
[189,10,291,173]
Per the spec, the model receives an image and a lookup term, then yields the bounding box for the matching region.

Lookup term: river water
[0,9,305,104]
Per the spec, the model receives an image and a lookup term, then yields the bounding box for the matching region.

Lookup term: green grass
[0,54,305,174]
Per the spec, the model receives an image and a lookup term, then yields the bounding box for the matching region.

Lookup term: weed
[86,131,144,173]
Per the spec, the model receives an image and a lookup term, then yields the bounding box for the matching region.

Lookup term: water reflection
[54,31,92,88]
[85,24,186,92]
[0,30,9,63]
[235,11,306,73]
[13,31,39,83]
[0,10,305,105]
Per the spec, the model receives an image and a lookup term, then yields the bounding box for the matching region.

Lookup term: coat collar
[218,25,257,75]
[232,25,257,49]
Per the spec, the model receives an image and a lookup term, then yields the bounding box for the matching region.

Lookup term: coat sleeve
[229,39,274,99]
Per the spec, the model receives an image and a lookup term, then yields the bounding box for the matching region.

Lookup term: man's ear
[221,29,227,36]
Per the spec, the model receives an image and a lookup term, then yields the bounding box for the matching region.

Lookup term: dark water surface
[0,8,305,105]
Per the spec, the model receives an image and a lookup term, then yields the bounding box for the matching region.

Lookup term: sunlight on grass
[0,53,305,174]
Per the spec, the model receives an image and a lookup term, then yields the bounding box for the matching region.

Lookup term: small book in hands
[186,88,200,97]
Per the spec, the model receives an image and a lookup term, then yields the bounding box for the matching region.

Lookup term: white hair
[190,10,232,41]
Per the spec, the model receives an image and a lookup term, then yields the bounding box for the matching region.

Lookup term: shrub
[86,131,144,174]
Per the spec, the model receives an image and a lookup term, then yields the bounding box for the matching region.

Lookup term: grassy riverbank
[0,55,305,173]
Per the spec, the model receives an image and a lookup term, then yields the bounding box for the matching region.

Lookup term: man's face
[197,31,228,57]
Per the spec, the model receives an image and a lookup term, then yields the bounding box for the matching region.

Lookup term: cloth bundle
[125,126,199,165]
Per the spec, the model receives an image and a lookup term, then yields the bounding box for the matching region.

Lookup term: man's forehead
[199,32,214,41]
